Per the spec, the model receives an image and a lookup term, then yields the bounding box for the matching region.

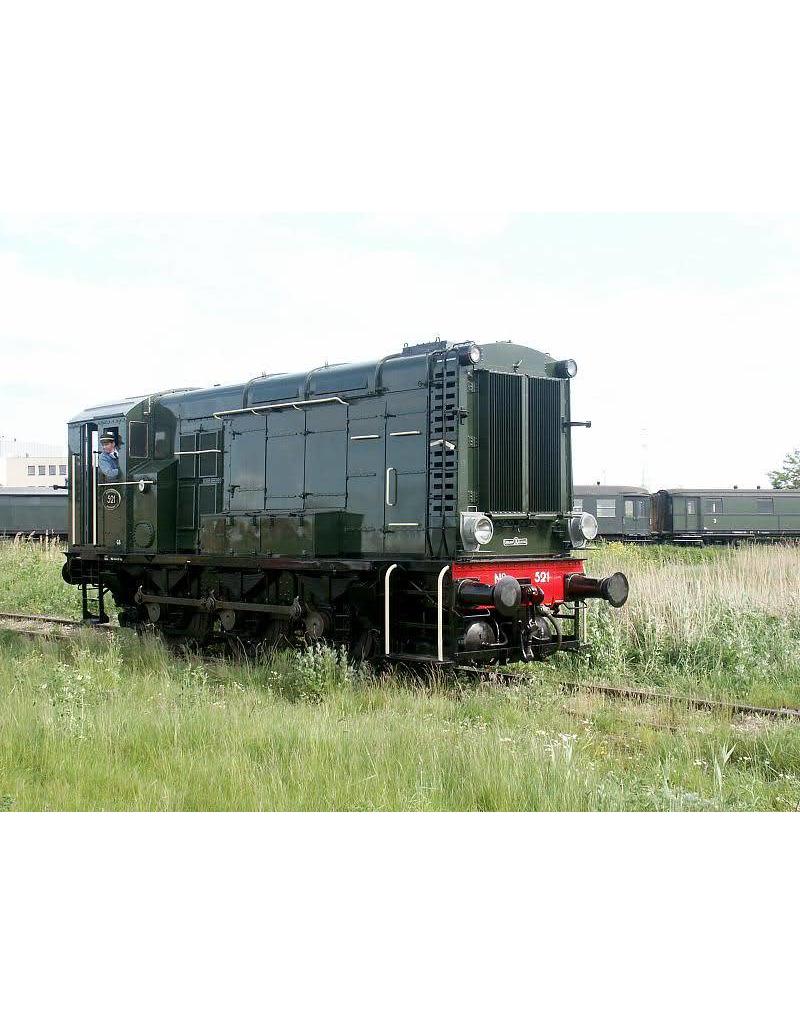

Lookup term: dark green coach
[653,488,800,543]
[574,485,652,541]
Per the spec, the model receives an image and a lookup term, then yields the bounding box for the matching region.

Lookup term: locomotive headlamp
[459,343,482,365]
[568,511,598,548]
[473,515,494,545]
[461,511,494,550]
[555,358,578,379]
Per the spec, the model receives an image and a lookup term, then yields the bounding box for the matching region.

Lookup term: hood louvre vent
[478,372,524,513]
[529,378,561,512]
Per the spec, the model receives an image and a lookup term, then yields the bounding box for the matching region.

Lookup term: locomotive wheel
[351,627,379,663]
[155,609,213,648]
[219,608,236,632]
[521,612,562,662]
[261,617,290,651]
[118,606,145,630]
[184,610,213,642]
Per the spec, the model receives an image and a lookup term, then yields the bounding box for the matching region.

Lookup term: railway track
[1,609,799,723]
[0,610,116,639]
[462,666,800,722]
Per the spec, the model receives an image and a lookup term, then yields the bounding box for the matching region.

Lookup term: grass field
[1,539,800,811]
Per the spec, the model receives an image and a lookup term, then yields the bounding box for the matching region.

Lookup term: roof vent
[400,340,448,356]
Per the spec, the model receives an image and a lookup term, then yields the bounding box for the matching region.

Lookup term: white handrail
[213,396,348,419]
[385,467,396,506]
[384,564,398,656]
[437,565,451,663]
[70,454,76,544]
[92,449,97,545]
[98,481,156,487]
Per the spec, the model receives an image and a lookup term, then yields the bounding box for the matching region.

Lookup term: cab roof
[68,397,145,424]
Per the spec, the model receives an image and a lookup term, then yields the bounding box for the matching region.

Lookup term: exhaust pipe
[565,572,629,608]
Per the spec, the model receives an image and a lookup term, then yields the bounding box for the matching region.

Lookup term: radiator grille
[478,372,524,512]
[529,377,561,512]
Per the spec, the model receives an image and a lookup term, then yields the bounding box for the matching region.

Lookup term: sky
[1,213,798,489]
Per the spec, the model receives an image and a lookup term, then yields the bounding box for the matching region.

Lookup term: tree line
[770,449,800,489]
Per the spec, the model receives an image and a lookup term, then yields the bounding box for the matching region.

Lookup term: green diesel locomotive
[62,340,628,664]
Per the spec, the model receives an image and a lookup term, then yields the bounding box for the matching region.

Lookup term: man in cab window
[99,431,120,481]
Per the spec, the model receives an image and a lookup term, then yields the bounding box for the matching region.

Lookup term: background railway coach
[0,487,68,538]
[62,339,628,664]
[573,486,652,541]
[653,488,800,544]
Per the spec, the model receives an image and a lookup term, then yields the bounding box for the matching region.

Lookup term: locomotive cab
[65,398,179,553]
[63,396,181,618]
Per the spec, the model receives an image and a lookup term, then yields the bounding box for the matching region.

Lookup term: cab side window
[128,421,148,459]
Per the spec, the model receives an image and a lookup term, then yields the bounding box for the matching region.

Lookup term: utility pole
[640,427,649,490]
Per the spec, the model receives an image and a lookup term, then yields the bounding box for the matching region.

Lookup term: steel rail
[0,611,96,626]
[0,611,116,635]
[461,666,800,722]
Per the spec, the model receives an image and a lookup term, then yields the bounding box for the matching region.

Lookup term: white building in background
[0,455,68,488]
[0,438,68,489]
